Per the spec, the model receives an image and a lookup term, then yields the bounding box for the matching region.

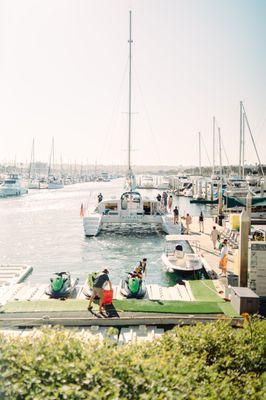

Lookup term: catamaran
[83,12,178,237]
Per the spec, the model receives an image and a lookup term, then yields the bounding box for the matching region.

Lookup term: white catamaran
[83,12,179,237]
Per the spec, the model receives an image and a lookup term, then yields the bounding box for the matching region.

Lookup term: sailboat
[28,139,40,189]
[47,138,64,189]
[83,12,177,236]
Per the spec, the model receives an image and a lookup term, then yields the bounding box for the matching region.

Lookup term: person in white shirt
[210,226,219,250]
[185,213,192,234]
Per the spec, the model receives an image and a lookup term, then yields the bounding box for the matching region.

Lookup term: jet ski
[120,274,146,299]
[45,272,79,299]
[82,272,98,298]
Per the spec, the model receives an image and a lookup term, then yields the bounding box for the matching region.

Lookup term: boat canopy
[165,235,200,242]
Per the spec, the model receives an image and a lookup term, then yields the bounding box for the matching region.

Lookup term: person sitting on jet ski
[135,258,147,276]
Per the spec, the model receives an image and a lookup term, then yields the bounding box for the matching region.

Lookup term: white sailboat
[28,139,40,189]
[47,138,64,189]
[83,12,178,237]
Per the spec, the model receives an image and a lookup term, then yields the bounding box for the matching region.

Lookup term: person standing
[199,211,204,233]
[156,193,162,202]
[162,192,168,210]
[88,269,112,313]
[98,193,103,203]
[210,226,219,250]
[219,239,229,277]
[173,206,179,224]
[185,213,192,234]
[168,195,173,212]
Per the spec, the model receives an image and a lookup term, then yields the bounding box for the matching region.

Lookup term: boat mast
[48,137,54,177]
[198,132,202,176]
[29,138,35,179]
[128,10,133,190]
[212,116,215,174]
[239,101,243,178]
[242,103,264,176]
[218,127,222,176]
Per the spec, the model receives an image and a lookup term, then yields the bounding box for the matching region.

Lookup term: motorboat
[45,272,79,299]
[0,174,28,197]
[48,176,64,189]
[161,235,204,274]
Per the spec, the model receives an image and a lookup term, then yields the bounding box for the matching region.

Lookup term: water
[0,179,212,286]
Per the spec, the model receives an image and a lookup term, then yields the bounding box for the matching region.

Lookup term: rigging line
[132,60,162,165]
[242,104,264,176]
[201,135,212,167]
[221,137,230,166]
[97,57,129,164]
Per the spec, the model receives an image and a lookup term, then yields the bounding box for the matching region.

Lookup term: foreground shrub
[0,319,265,399]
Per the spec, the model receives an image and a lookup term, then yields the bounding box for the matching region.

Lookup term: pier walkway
[183,216,235,277]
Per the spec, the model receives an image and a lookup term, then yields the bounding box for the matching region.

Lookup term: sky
[0,0,265,167]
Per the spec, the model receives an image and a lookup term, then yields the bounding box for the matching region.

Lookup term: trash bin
[218,214,225,226]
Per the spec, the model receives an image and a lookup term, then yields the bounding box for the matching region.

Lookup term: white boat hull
[48,182,64,189]
[161,253,203,273]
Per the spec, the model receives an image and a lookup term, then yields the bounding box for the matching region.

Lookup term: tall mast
[239,101,243,177]
[48,137,54,177]
[198,132,202,176]
[218,127,222,176]
[212,116,215,174]
[242,111,245,177]
[29,138,35,179]
[128,10,133,189]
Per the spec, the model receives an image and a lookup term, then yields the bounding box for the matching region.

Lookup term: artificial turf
[189,280,224,302]
[2,299,223,315]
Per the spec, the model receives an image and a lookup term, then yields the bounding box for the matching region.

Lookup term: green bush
[0,320,265,400]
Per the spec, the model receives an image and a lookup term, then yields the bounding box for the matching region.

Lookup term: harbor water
[0,179,213,286]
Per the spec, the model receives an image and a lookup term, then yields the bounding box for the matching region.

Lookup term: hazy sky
[0,0,265,166]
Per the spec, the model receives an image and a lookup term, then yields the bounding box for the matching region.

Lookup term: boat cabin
[95,191,162,216]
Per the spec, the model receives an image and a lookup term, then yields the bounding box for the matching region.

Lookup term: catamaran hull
[83,214,176,236]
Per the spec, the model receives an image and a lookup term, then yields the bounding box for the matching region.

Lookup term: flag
[80,203,84,217]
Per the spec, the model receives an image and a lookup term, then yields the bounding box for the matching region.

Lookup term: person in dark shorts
[173,206,179,224]
[88,268,112,313]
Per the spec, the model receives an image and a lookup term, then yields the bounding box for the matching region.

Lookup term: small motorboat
[46,272,79,299]
[120,274,146,299]
[161,235,204,274]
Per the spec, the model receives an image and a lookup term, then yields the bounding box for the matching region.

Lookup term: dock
[184,216,235,276]
[0,264,33,305]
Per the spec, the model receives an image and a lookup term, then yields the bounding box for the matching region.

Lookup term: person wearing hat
[88,268,112,313]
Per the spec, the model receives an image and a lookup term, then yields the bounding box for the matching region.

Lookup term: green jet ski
[46,272,79,299]
[82,272,99,298]
[120,274,146,299]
